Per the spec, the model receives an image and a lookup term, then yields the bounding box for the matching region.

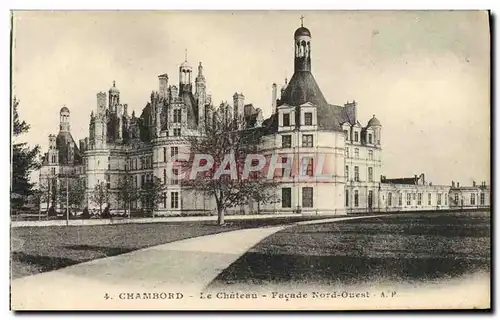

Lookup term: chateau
[39,23,490,216]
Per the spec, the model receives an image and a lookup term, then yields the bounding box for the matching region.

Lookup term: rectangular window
[417,193,422,205]
[173,128,181,136]
[368,150,373,160]
[480,193,485,205]
[302,187,313,208]
[445,193,448,205]
[172,169,179,185]
[345,147,349,158]
[163,192,167,208]
[171,147,179,157]
[354,131,359,142]
[368,167,373,182]
[108,156,111,170]
[354,166,359,182]
[388,192,392,206]
[406,193,411,205]
[106,175,111,189]
[345,165,349,180]
[437,193,442,205]
[282,188,292,208]
[345,189,349,207]
[368,133,373,144]
[282,113,290,127]
[354,148,359,159]
[302,134,313,147]
[368,190,373,208]
[354,190,359,207]
[399,193,402,206]
[282,135,292,148]
[171,192,179,209]
[455,193,459,203]
[163,147,167,162]
[163,169,167,184]
[173,109,181,123]
[141,175,145,188]
[428,193,432,205]
[304,112,313,126]
[470,193,475,205]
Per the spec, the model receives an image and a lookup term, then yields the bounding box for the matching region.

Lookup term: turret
[179,51,193,93]
[108,80,120,107]
[59,106,70,132]
[294,17,312,73]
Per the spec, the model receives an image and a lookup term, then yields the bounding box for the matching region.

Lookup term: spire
[113,80,116,87]
[300,15,304,27]
[185,49,188,62]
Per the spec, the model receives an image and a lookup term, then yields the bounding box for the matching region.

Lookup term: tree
[140,177,165,217]
[89,182,109,216]
[11,97,41,209]
[182,103,278,225]
[58,178,86,215]
[116,172,139,218]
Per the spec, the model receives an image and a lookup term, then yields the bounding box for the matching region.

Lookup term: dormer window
[343,130,348,139]
[368,133,373,144]
[354,132,359,142]
[304,112,312,126]
[283,113,290,127]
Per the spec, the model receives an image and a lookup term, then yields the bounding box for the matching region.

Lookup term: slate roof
[56,131,82,165]
[276,71,342,131]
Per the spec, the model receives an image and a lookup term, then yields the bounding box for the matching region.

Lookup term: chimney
[233,92,245,118]
[457,182,460,188]
[272,83,277,113]
[473,181,476,187]
[452,181,455,188]
[158,73,169,99]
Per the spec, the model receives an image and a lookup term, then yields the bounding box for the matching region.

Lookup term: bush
[101,206,111,219]
[48,206,57,217]
[82,207,90,219]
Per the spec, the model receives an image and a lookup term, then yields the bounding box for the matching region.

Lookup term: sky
[12,10,490,186]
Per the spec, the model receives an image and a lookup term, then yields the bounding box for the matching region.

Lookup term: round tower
[294,17,312,73]
[367,115,382,146]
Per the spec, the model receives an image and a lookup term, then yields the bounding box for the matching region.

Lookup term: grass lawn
[209,211,491,288]
[10,215,336,279]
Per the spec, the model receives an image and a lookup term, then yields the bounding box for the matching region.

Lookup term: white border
[2,1,497,318]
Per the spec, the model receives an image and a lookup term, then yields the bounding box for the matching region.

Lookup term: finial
[373,114,375,118]
[285,77,288,85]
[300,15,304,27]
[113,80,116,87]
[185,49,187,62]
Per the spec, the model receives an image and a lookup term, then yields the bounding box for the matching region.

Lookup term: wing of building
[38,23,490,216]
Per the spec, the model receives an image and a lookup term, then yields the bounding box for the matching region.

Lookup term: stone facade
[39,23,490,216]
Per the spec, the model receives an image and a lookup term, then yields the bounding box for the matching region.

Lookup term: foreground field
[10,215,333,279]
[209,211,491,288]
